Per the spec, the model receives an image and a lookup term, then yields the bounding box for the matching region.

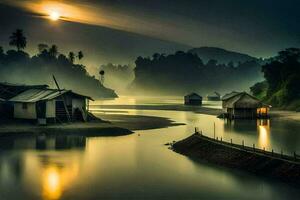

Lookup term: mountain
[188,47,258,64]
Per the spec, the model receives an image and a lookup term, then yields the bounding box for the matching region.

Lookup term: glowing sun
[49,11,60,21]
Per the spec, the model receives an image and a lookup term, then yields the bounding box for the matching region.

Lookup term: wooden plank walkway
[193,128,299,164]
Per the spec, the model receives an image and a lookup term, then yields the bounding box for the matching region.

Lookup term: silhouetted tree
[77,51,84,60]
[38,44,49,54]
[0,43,116,98]
[253,48,300,107]
[49,45,58,57]
[68,52,75,63]
[152,53,160,60]
[9,29,26,51]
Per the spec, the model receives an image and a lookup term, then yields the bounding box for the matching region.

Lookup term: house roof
[223,92,270,109]
[207,92,221,98]
[185,93,202,99]
[9,88,93,103]
[0,82,49,100]
[221,91,240,100]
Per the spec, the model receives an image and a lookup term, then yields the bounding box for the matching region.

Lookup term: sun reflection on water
[42,163,79,200]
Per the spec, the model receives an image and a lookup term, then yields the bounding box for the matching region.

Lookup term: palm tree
[49,45,58,57]
[9,29,27,51]
[38,43,49,54]
[77,51,84,60]
[68,52,75,63]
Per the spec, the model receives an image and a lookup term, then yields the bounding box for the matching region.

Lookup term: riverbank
[0,121,133,137]
[172,133,300,186]
[92,104,223,116]
[0,112,183,137]
[94,113,185,130]
[96,104,300,122]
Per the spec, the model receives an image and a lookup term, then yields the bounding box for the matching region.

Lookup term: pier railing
[194,127,300,163]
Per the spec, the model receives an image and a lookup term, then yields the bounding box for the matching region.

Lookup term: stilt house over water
[184,93,202,105]
[206,92,221,101]
[222,92,271,119]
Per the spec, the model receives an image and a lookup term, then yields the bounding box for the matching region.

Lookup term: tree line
[129,51,262,95]
[0,29,117,98]
[251,48,300,110]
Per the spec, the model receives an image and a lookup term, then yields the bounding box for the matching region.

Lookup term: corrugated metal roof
[9,89,69,102]
[0,82,49,100]
[9,89,93,102]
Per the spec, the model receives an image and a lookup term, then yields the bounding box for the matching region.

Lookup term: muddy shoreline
[0,113,184,137]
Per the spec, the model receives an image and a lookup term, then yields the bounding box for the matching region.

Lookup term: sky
[0,0,299,73]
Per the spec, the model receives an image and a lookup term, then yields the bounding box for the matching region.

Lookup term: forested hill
[189,47,258,64]
[130,51,263,95]
[0,48,117,98]
[251,48,300,110]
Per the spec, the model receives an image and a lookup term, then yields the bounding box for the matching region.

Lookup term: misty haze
[0,1,300,200]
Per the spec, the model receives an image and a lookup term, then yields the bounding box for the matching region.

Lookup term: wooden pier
[172,130,300,186]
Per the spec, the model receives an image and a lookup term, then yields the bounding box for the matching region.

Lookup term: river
[0,96,300,200]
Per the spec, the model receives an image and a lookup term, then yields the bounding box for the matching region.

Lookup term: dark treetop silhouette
[130,51,262,95]
[0,29,117,98]
[251,48,300,110]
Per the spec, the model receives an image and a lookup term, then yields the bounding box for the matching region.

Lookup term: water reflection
[42,163,79,200]
[1,97,300,199]
[257,120,271,149]
[0,135,86,151]
[223,119,271,149]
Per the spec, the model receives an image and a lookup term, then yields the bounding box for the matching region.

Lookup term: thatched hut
[222,92,270,119]
[206,92,221,101]
[184,93,202,105]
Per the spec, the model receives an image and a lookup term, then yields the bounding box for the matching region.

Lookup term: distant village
[184,91,270,119]
[0,78,272,126]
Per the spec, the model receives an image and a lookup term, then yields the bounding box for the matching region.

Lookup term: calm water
[0,97,300,200]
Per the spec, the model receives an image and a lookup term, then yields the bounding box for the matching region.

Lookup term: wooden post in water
[213,122,216,139]
[272,149,274,156]
[294,152,297,161]
[231,139,232,145]
[253,144,255,152]
[242,140,244,148]
[221,137,222,142]
[281,150,283,158]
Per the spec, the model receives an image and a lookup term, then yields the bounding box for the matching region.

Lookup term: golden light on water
[257,120,271,150]
[42,164,79,200]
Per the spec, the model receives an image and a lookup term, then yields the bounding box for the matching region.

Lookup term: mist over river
[0,96,300,200]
